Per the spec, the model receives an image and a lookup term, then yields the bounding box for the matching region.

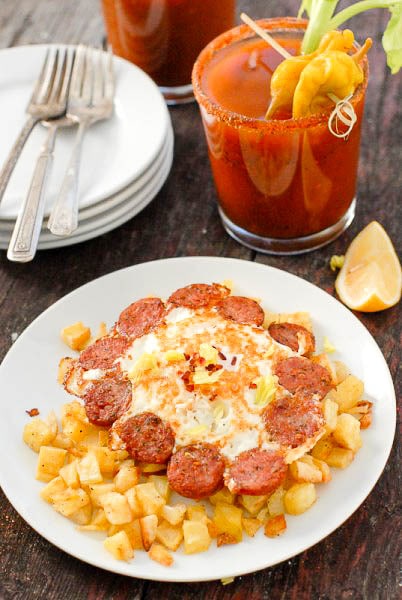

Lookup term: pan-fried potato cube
[329,375,364,412]
[79,508,109,531]
[267,487,285,516]
[289,459,323,483]
[310,457,331,483]
[264,514,287,537]
[334,361,350,385]
[52,432,73,450]
[23,418,57,452]
[101,492,132,524]
[360,411,372,429]
[213,503,243,543]
[217,533,237,546]
[40,476,67,502]
[92,447,118,477]
[256,506,270,524]
[311,438,334,461]
[326,447,354,468]
[104,530,134,561]
[62,418,90,443]
[242,517,262,537]
[186,504,208,523]
[110,520,144,550]
[61,401,87,424]
[284,483,316,515]
[61,322,91,351]
[149,475,170,500]
[239,494,268,516]
[125,487,143,518]
[148,543,174,567]
[263,311,312,331]
[140,463,166,473]
[323,398,339,433]
[89,483,116,507]
[207,519,219,538]
[156,520,184,551]
[98,430,109,447]
[70,503,92,525]
[59,459,80,488]
[333,413,362,453]
[36,446,67,482]
[139,514,158,551]
[183,520,211,554]
[52,487,90,517]
[135,482,165,516]
[161,503,186,526]
[77,452,103,485]
[209,488,235,505]
[114,460,139,493]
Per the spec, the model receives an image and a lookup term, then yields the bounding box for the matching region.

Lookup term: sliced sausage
[275,356,332,400]
[268,322,315,355]
[168,283,230,309]
[226,448,287,495]
[264,394,324,448]
[84,376,132,427]
[167,443,225,499]
[118,412,175,464]
[217,296,265,326]
[79,336,129,370]
[116,297,166,337]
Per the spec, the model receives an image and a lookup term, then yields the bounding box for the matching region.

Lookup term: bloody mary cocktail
[192,18,368,254]
[101,0,235,104]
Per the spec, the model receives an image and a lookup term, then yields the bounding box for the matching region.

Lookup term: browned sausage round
[118,412,175,464]
[217,296,265,326]
[227,448,287,495]
[268,322,315,355]
[167,443,225,499]
[116,297,166,337]
[79,336,129,370]
[264,394,324,448]
[84,376,132,427]
[275,356,332,399]
[168,283,230,309]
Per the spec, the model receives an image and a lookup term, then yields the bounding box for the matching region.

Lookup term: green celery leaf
[382,3,402,73]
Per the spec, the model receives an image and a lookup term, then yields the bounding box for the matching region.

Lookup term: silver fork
[0,47,67,205]
[47,45,115,237]
[7,48,75,262]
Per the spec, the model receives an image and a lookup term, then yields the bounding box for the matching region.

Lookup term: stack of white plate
[0,45,174,250]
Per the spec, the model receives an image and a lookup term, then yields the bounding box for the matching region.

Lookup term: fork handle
[7,126,57,262]
[47,119,89,236]
[0,115,39,203]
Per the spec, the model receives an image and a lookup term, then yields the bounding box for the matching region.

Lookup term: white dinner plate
[0,258,395,582]
[0,124,174,249]
[0,44,170,219]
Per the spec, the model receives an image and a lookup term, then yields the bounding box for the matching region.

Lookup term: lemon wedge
[335,221,401,312]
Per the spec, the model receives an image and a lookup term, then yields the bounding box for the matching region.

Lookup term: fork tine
[49,47,67,105]
[81,46,94,104]
[70,45,86,98]
[58,48,76,106]
[30,49,51,104]
[92,48,104,104]
[104,46,115,101]
[35,47,59,104]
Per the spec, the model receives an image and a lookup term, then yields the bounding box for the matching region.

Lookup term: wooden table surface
[0,1,400,598]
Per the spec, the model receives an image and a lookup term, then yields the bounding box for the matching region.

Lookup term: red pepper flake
[218,351,226,361]
[206,364,215,371]
[184,353,190,361]
[26,408,39,417]
[231,356,237,366]
[198,357,206,365]
[185,384,194,392]
[249,382,257,389]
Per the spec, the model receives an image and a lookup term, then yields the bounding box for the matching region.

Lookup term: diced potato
[242,517,262,537]
[124,487,143,519]
[149,475,170,500]
[89,483,116,508]
[326,447,354,469]
[239,494,268,516]
[148,543,174,567]
[61,322,91,351]
[114,460,139,493]
[323,398,339,433]
[328,375,364,412]
[213,503,243,543]
[36,446,67,482]
[61,401,88,424]
[207,519,219,539]
[333,413,362,453]
[104,530,134,561]
[161,503,186,526]
[77,452,103,485]
[217,533,238,547]
[140,463,166,473]
[334,360,350,385]
[139,514,158,551]
[360,411,373,429]
[135,482,165,516]
[79,508,109,531]
[52,432,73,450]
[284,483,316,515]
[69,503,92,525]
[267,487,285,517]
[40,476,67,503]
[256,507,270,524]
[23,418,57,453]
[183,520,211,554]
[209,488,235,505]
[96,322,108,340]
[156,520,184,551]
[186,504,208,523]
[123,519,144,550]
[264,514,287,537]
[263,311,312,331]
[52,487,90,517]
[98,430,109,447]
[62,418,90,444]
[289,459,323,484]
[311,438,334,461]
[101,492,132,525]
[59,460,80,488]
[309,456,332,483]
[57,357,74,385]
[92,447,119,477]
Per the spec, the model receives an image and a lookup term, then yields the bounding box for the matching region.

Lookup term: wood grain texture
[0,1,400,599]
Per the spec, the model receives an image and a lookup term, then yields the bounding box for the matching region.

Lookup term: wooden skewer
[240,13,292,60]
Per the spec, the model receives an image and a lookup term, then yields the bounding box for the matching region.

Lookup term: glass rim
[191,17,369,132]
